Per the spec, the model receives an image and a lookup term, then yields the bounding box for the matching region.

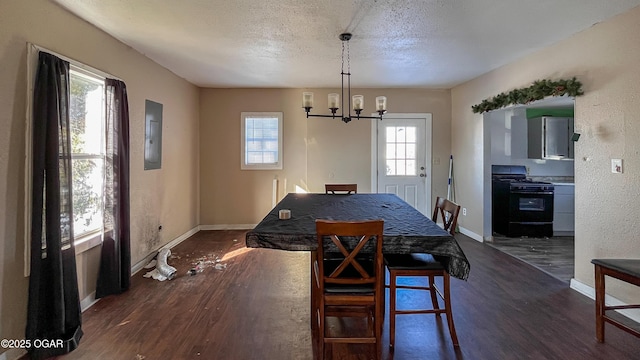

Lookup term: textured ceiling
[54,0,640,88]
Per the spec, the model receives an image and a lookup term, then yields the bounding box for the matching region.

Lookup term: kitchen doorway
[482,97,576,283]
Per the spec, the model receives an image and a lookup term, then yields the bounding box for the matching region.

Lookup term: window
[241,112,283,170]
[385,126,417,176]
[69,67,106,241]
[24,44,121,275]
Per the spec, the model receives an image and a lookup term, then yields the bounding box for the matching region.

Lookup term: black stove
[491,165,554,237]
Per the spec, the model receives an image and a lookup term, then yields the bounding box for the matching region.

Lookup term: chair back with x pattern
[316,220,382,287]
[432,196,460,236]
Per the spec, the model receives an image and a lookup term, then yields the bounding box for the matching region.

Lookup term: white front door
[373,114,432,215]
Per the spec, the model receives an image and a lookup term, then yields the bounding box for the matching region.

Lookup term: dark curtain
[27,52,83,359]
[96,79,131,298]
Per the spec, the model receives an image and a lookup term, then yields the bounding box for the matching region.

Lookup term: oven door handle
[510,191,554,195]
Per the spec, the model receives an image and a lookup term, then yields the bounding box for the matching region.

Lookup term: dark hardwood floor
[53,230,640,360]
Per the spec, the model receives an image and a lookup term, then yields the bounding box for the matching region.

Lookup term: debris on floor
[143,248,177,281]
[187,253,227,273]
[144,248,229,279]
[143,259,157,269]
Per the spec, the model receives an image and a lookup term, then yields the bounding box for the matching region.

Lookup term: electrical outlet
[462,208,467,216]
[611,159,623,173]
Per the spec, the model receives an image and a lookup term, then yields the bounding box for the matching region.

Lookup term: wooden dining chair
[313,219,384,359]
[384,196,461,349]
[314,183,360,334]
[325,184,357,194]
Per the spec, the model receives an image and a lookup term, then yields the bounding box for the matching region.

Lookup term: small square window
[241,112,283,170]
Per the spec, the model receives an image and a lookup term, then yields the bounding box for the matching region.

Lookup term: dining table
[245,193,470,280]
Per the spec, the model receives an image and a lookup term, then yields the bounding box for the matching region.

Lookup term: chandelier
[302,33,387,123]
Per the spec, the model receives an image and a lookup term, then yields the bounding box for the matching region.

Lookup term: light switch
[611,159,623,173]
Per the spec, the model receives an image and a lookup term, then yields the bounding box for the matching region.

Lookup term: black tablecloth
[246,193,470,280]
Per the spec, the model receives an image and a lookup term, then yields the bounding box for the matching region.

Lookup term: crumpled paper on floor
[143,268,169,281]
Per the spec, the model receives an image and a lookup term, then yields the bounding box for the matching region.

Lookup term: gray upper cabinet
[528,116,574,160]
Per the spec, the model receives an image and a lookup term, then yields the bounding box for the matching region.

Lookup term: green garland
[471,77,584,114]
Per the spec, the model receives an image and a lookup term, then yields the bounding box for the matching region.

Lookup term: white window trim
[240,112,283,170]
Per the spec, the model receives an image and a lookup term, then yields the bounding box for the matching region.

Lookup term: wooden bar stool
[312,183,358,332]
[591,259,640,342]
[313,219,384,359]
[384,197,461,349]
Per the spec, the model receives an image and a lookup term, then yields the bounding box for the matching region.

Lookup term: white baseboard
[457,226,483,242]
[131,225,201,276]
[570,278,595,298]
[80,291,99,312]
[199,224,256,230]
[571,278,640,323]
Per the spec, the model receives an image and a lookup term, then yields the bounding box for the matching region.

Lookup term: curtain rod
[29,42,124,82]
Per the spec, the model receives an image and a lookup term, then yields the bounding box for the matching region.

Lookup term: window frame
[240,112,283,170]
[25,43,121,276]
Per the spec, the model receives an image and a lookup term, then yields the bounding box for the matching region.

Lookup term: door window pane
[386,127,396,143]
[385,126,417,176]
[386,144,395,159]
[406,144,416,159]
[386,160,396,175]
[397,143,406,158]
[406,127,416,142]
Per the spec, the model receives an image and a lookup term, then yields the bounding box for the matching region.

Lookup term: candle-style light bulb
[328,93,339,109]
[375,96,387,111]
[352,95,364,110]
[302,92,314,108]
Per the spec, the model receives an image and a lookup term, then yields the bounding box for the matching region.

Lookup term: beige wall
[6,0,639,356]
[451,6,640,303]
[0,1,200,357]
[200,88,451,225]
